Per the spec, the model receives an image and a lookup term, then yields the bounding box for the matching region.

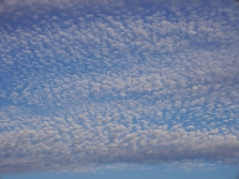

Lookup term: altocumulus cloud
[0,0,239,174]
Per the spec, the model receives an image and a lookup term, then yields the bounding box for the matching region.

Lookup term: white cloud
[0,0,239,174]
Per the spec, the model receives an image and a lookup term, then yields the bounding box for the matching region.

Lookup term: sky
[0,0,239,178]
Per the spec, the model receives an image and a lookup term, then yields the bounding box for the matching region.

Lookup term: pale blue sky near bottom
[2,164,239,179]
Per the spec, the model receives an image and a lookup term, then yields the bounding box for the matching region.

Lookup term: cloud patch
[0,0,239,174]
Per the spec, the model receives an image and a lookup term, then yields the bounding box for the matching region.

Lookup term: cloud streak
[0,0,239,174]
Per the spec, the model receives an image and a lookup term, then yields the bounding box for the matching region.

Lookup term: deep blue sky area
[0,0,239,178]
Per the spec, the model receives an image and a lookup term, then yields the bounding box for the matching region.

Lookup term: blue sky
[0,0,239,178]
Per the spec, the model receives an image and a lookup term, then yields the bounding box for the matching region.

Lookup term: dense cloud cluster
[0,0,239,174]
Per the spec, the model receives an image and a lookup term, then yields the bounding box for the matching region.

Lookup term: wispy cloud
[0,0,239,174]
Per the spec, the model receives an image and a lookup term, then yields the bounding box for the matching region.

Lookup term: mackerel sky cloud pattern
[0,0,239,174]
